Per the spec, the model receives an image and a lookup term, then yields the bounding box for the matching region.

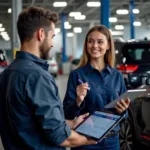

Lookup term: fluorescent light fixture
[109,17,117,22]
[3,37,10,41]
[73,27,82,33]
[133,9,140,14]
[116,9,129,15]
[65,24,72,29]
[1,34,9,38]
[67,32,74,37]
[0,31,8,36]
[87,2,101,7]
[5,38,10,40]
[74,15,86,20]
[55,28,60,34]
[115,25,124,30]
[69,12,81,17]
[64,21,72,29]
[110,30,123,36]
[8,8,11,13]
[1,32,10,41]
[0,28,5,32]
[0,24,2,28]
[133,21,141,26]
[53,2,67,7]
[64,21,69,26]
[115,50,119,54]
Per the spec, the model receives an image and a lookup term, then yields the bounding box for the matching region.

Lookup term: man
[0,6,96,150]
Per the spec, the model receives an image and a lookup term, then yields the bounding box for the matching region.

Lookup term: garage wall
[0,41,11,50]
[123,25,150,40]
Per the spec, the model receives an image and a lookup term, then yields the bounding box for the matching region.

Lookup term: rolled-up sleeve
[26,74,71,145]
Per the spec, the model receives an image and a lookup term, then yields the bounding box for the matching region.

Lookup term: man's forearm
[66,119,74,129]
[59,130,95,147]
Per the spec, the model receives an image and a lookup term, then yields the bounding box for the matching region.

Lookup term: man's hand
[115,98,130,113]
[73,113,89,129]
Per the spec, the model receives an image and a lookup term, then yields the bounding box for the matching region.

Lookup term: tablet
[75,110,125,141]
[104,89,147,109]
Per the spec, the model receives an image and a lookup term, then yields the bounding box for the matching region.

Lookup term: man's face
[40,23,55,60]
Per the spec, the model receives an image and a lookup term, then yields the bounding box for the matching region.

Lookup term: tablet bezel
[104,89,147,109]
[74,109,125,141]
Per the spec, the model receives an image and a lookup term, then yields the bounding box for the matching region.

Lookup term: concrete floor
[0,75,69,150]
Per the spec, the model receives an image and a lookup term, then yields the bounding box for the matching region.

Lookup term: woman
[63,25,130,150]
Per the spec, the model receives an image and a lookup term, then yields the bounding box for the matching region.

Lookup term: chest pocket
[102,86,120,105]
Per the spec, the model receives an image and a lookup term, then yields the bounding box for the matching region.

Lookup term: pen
[78,79,90,91]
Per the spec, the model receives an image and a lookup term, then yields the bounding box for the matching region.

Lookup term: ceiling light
[67,32,74,37]
[133,21,141,26]
[116,9,129,15]
[64,21,72,29]
[69,12,81,17]
[64,21,69,26]
[0,31,8,36]
[53,2,67,7]
[110,30,123,36]
[3,36,10,41]
[0,28,5,32]
[8,8,11,13]
[73,27,82,33]
[74,15,86,20]
[109,17,117,22]
[65,24,72,29]
[0,24,2,28]
[115,25,124,30]
[1,34,9,38]
[87,2,101,7]
[133,9,140,14]
[55,28,60,34]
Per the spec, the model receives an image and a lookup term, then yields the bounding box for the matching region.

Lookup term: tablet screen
[75,110,123,140]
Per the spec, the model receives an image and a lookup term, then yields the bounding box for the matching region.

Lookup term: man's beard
[40,38,50,60]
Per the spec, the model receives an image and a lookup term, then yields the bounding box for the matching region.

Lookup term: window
[123,44,150,64]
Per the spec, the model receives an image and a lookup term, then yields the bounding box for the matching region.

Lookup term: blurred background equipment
[0,49,9,74]
[70,58,80,71]
[119,76,150,150]
[117,40,150,89]
[47,57,58,78]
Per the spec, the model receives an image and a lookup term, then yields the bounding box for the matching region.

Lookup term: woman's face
[87,31,110,60]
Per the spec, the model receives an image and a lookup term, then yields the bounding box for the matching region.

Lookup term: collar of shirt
[16,51,49,71]
[84,62,112,75]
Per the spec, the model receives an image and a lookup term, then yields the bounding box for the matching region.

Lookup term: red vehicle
[115,40,150,89]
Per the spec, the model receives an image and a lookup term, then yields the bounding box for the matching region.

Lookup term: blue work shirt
[0,51,71,150]
[63,63,126,131]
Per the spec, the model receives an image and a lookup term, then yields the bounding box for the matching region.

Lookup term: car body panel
[70,58,80,71]
[116,41,150,89]
[119,78,150,150]
[47,57,58,77]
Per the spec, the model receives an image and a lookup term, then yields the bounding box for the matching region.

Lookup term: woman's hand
[115,98,130,113]
[76,82,89,107]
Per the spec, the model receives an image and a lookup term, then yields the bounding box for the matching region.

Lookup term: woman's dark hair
[17,6,58,44]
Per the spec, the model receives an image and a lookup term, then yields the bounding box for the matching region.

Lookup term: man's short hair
[17,6,58,44]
